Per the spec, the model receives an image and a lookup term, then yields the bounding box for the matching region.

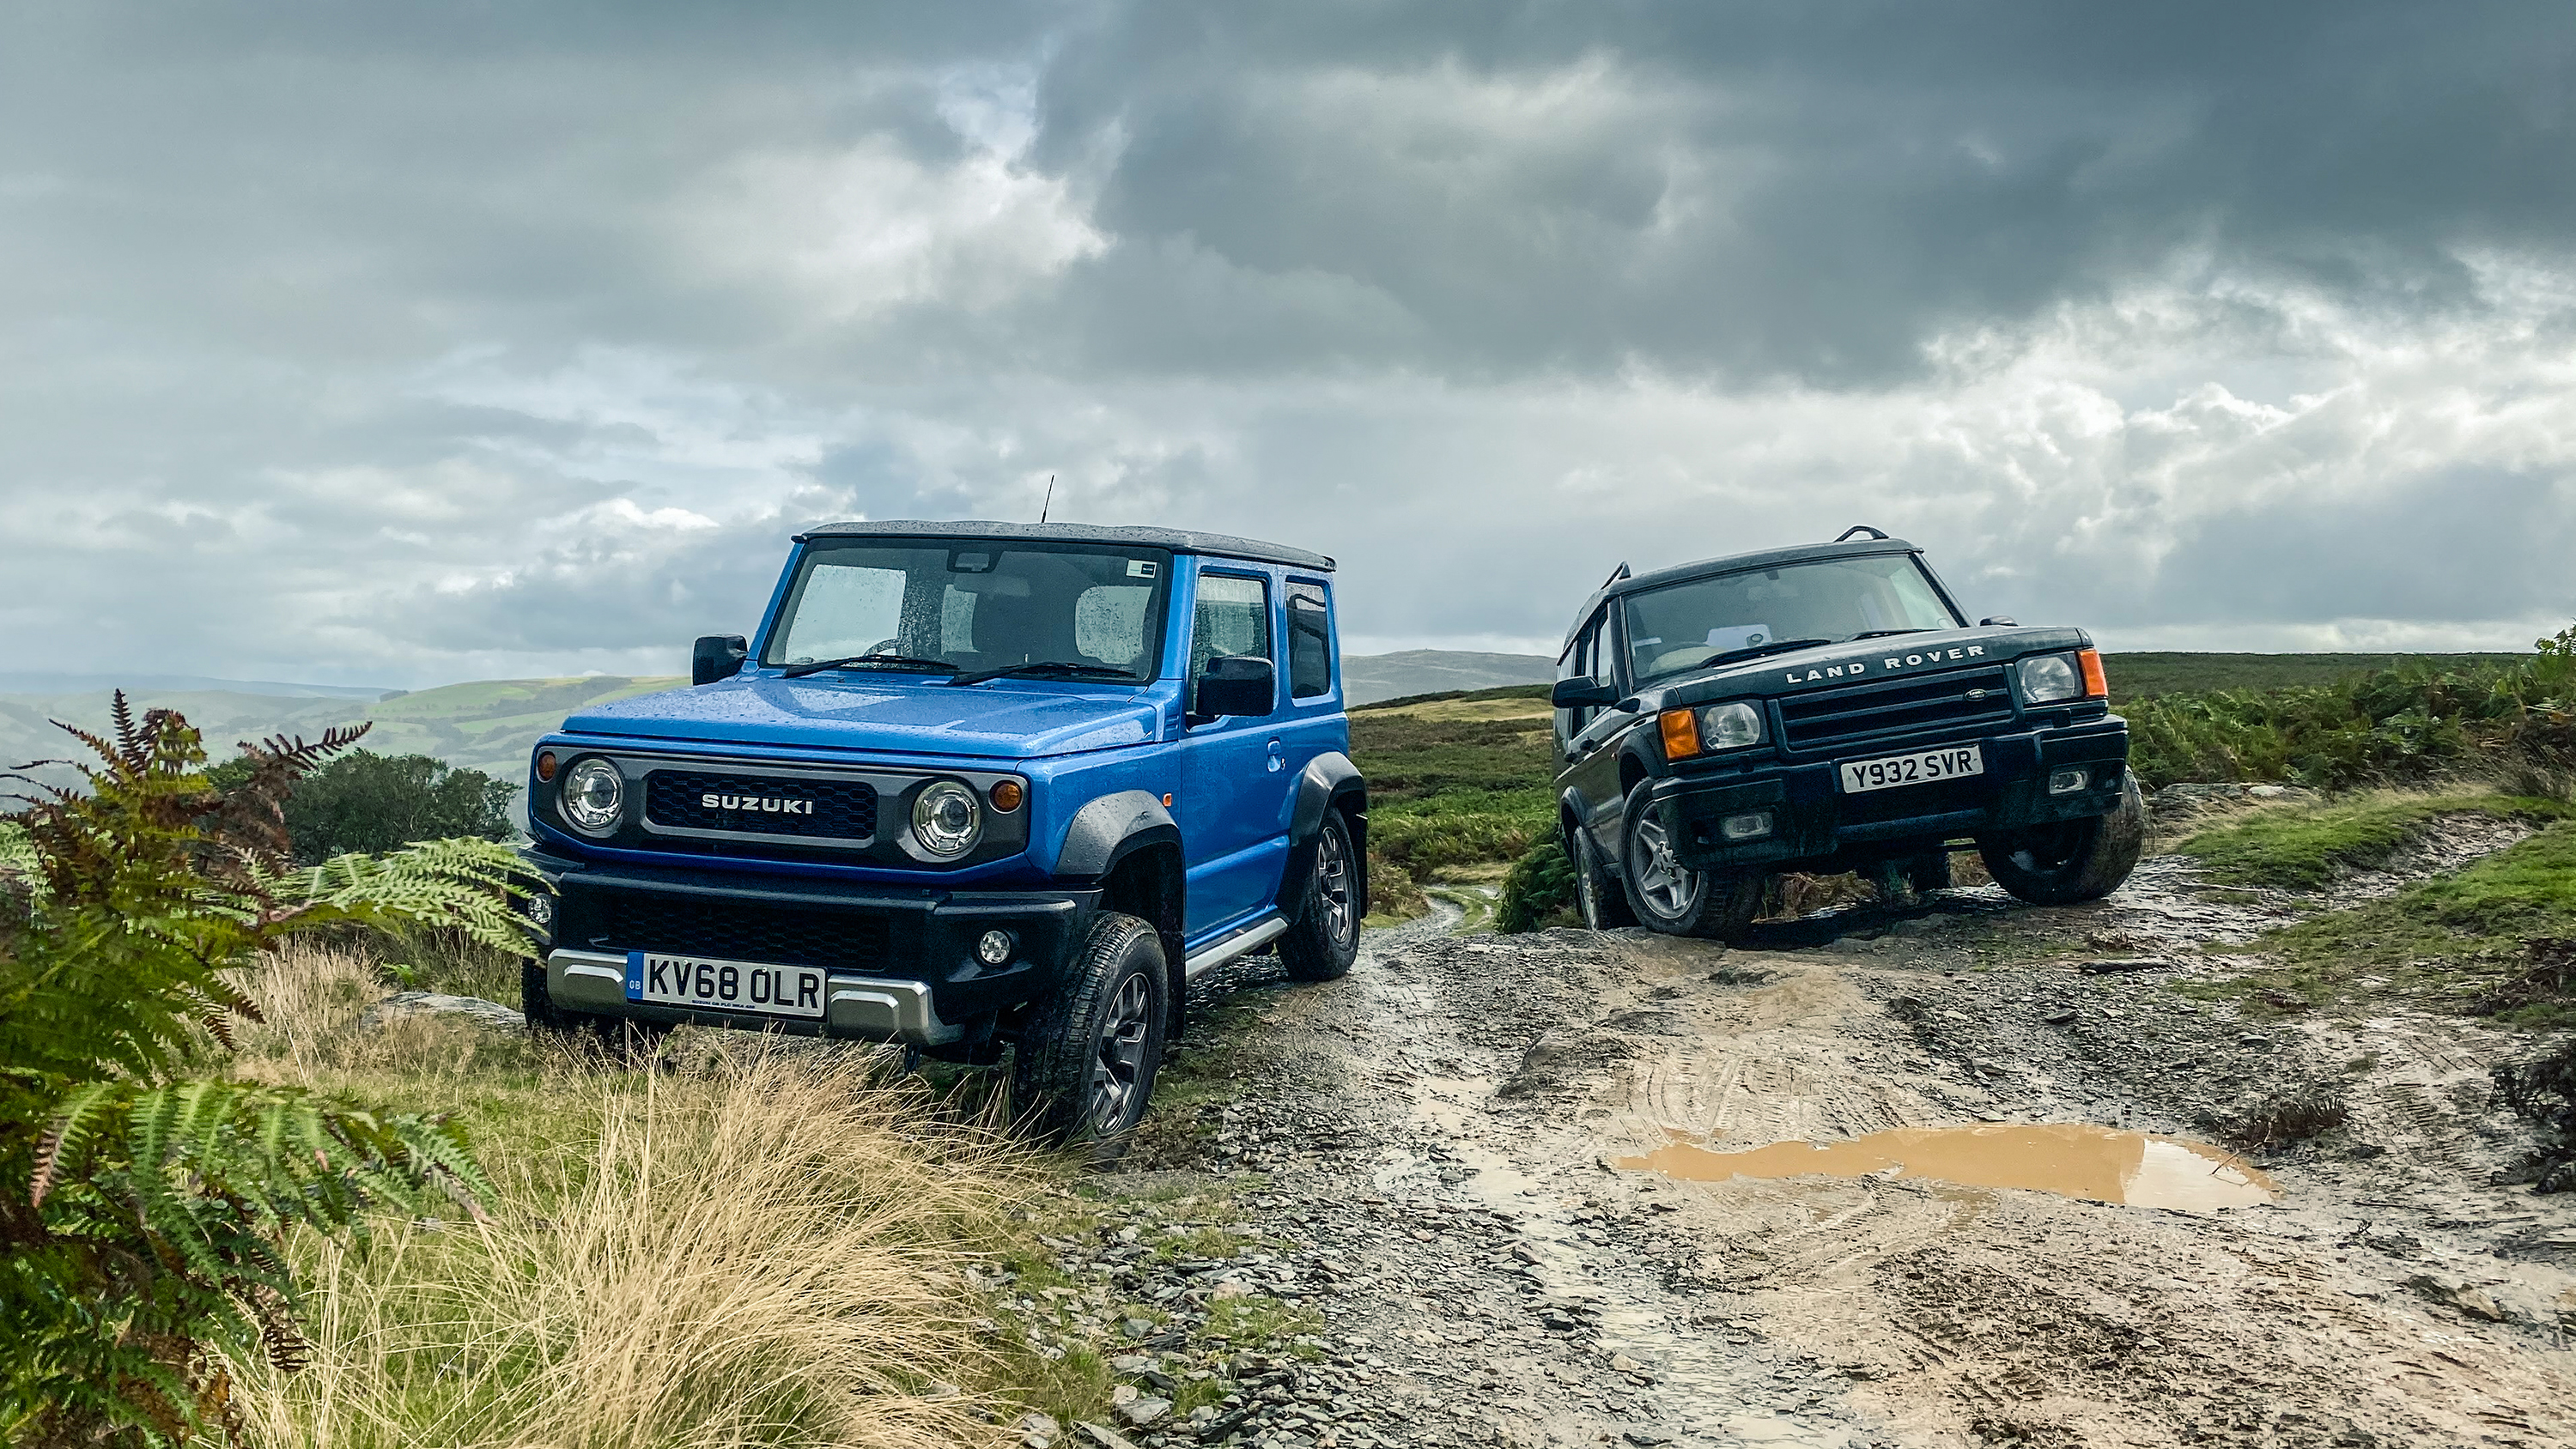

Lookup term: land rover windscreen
[1621,552,1964,687]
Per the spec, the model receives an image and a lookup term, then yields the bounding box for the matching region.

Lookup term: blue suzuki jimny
[519,520,1366,1146]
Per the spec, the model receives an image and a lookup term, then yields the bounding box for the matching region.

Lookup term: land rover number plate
[625,951,826,1019]
[1838,744,1984,794]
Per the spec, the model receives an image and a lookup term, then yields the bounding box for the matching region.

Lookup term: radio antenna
[1041,474,1055,524]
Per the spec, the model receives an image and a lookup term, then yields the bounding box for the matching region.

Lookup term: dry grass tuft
[222,945,1028,1449]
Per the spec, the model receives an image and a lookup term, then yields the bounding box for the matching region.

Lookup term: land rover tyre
[1012,910,1169,1155]
[1279,809,1361,981]
[1978,770,2147,906]
[1619,784,1763,941]
[1571,824,1637,931]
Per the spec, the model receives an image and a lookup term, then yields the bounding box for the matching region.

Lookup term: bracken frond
[2,699,507,1440]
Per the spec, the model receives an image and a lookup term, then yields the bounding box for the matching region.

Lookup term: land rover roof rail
[1835,524,1891,542]
[1600,561,1632,590]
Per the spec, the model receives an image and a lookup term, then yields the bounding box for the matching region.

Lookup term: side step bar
[1182,914,1289,979]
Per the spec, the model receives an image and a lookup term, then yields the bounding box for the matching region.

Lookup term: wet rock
[359,991,524,1031]
[2403,1275,2508,1323]
[1115,1395,1172,1428]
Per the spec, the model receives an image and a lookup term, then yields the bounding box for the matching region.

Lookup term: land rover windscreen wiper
[1849,628,1933,640]
[779,654,963,679]
[948,660,1143,687]
[1696,638,1832,670]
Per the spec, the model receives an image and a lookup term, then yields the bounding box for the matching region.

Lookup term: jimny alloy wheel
[1087,970,1155,1135]
[1316,818,1358,951]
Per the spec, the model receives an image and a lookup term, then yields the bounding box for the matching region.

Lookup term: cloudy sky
[3,2,2572,687]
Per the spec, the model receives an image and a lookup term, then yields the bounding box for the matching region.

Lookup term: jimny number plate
[625,951,826,1019]
[1838,744,1984,794]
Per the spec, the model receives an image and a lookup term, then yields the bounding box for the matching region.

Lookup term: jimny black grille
[1778,664,2017,754]
[558,886,890,974]
[644,769,877,841]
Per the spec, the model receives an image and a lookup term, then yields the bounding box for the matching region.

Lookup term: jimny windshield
[761,539,1172,682]
[1622,555,1961,684]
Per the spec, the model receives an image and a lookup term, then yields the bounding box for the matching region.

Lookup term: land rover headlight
[1697,700,1765,750]
[2017,652,2083,705]
[911,779,982,857]
[560,758,626,835]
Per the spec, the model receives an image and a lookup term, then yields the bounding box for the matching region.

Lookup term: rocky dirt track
[1116,842,2576,1449]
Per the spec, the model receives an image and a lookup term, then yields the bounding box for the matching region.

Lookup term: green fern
[0,696,539,1445]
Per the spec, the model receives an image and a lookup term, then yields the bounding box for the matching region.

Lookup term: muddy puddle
[1621,1121,2277,1212]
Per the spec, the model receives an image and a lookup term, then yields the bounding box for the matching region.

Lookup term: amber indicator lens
[1657,708,1700,759]
[535,750,558,782]
[2078,648,2109,699]
[989,779,1024,813]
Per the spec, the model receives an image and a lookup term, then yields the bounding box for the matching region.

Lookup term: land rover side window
[762,541,1170,678]
[1191,573,1273,711]
[1286,582,1332,699]
[1622,555,1961,684]
[1557,607,1608,734]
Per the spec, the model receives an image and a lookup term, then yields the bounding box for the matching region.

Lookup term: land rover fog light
[560,758,625,835]
[2049,768,2090,796]
[2018,652,2083,704]
[912,779,982,857]
[1719,810,1775,842]
[975,930,1014,966]
[989,778,1024,812]
[1698,700,1765,750]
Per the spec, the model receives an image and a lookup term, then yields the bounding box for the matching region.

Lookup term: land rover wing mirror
[1551,678,1619,710]
[692,634,748,686]
[1194,654,1276,718]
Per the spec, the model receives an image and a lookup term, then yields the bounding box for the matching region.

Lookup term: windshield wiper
[779,654,962,679]
[1694,638,1833,670]
[949,660,1142,688]
[1849,628,1932,640]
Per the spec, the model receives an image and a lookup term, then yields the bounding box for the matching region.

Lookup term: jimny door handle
[1267,738,1285,773]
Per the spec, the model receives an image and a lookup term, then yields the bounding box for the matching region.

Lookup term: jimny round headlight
[559,758,626,835]
[1697,700,1765,750]
[912,779,982,858]
[2017,652,2084,705]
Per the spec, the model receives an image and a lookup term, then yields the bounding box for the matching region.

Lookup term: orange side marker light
[1658,708,1700,760]
[2078,649,2109,700]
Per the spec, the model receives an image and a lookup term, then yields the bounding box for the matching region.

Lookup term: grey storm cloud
[2,1,2573,686]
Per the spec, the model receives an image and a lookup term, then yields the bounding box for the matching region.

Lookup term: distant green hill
[2101,652,2520,699]
[0,650,2532,797]
[0,676,685,793]
[1350,651,2533,712]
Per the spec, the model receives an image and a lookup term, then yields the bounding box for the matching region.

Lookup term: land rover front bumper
[1653,719,2131,873]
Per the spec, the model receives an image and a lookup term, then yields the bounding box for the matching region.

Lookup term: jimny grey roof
[798,519,1334,573]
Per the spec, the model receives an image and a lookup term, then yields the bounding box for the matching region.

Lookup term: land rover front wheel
[1978,771,2147,906]
[1012,910,1168,1155]
[1279,810,1361,981]
[1619,784,1762,942]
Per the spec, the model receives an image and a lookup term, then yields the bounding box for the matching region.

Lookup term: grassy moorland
[217,939,1331,1446]
[1346,686,1553,919]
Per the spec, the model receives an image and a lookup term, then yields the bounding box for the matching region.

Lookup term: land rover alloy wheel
[1619,783,1762,942]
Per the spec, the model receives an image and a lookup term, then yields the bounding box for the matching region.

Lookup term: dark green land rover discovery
[1550,526,2143,938]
